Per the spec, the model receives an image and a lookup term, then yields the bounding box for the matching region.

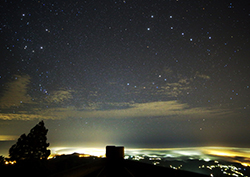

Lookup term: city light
[241,163,250,167]
[4,160,16,165]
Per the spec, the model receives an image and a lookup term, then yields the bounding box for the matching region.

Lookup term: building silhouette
[106,146,124,160]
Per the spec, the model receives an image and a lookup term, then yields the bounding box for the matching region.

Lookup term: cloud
[194,71,210,80]
[43,90,73,104]
[159,82,191,97]
[0,135,18,141]
[202,147,250,166]
[0,112,55,120]
[0,75,33,108]
[0,72,225,121]
[0,100,232,120]
[127,69,210,99]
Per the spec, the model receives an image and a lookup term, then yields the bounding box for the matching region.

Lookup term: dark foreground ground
[1,156,208,177]
[51,158,209,177]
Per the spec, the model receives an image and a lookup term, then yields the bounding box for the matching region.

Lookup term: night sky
[1,0,250,155]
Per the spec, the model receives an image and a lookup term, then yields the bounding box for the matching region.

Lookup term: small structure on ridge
[106,146,124,160]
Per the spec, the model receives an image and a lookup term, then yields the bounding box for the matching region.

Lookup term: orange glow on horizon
[79,154,91,158]
[202,147,250,159]
[241,163,250,167]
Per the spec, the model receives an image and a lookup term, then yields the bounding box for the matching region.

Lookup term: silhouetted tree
[0,155,4,165]
[9,121,50,162]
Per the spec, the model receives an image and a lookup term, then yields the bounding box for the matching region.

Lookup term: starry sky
[0,0,250,155]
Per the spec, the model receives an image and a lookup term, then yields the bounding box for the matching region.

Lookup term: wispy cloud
[194,71,211,80]
[0,75,33,108]
[0,100,233,120]
[0,72,227,121]
[0,135,18,141]
[43,90,73,104]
